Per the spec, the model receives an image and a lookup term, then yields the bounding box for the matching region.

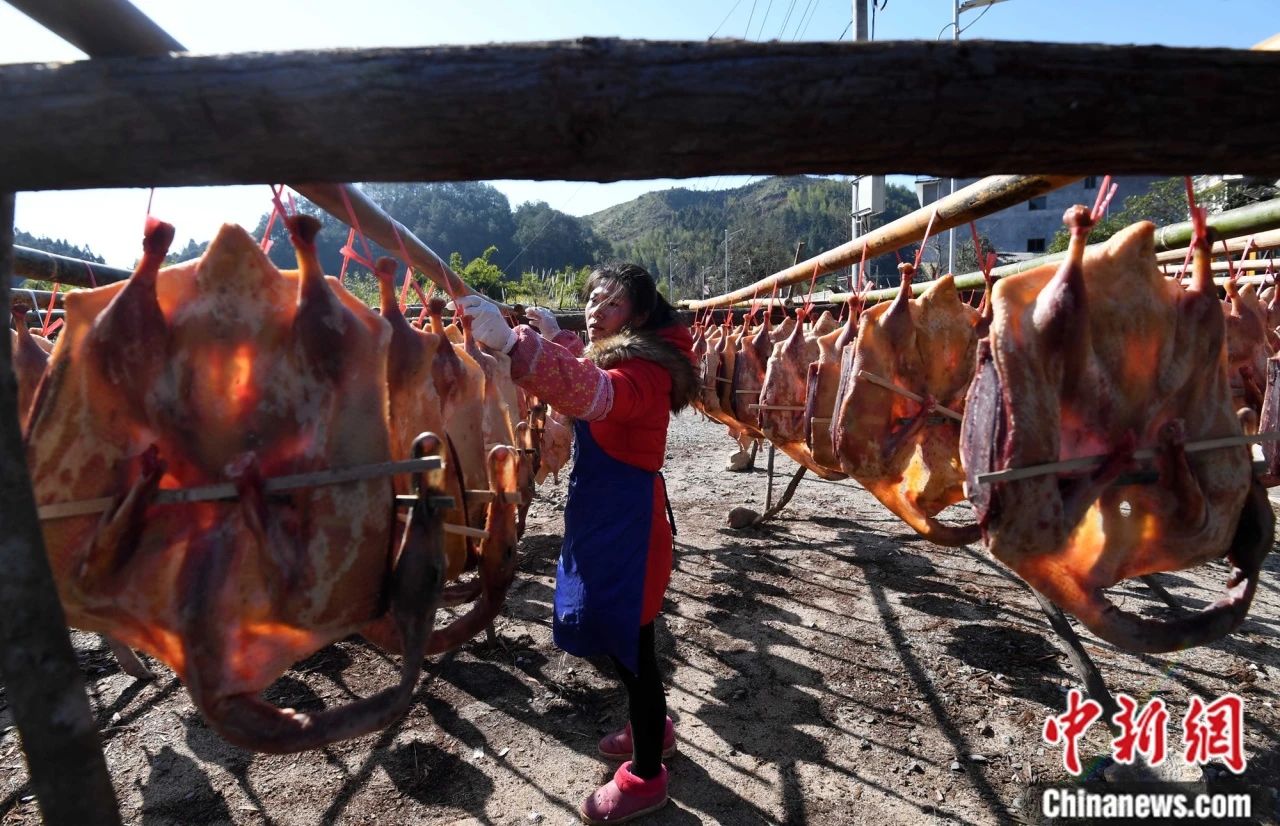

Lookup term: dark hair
[584,263,680,332]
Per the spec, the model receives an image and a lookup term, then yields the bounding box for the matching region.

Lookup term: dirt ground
[3,412,1280,825]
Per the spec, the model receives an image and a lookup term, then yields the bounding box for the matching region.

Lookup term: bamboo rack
[683,175,1079,310]
[819,194,1280,307]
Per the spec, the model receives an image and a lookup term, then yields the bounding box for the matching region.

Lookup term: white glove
[448,294,517,353]
[525,306,561,339]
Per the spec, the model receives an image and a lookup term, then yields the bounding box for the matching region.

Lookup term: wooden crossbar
[37,456,444,520]
[974,433,1280,485]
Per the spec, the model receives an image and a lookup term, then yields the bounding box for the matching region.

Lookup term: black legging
[609,622,667,779]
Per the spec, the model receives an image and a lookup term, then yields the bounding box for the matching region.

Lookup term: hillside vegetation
[17,177,927,305]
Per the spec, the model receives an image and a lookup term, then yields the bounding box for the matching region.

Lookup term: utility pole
[667,243,678,301]
[948,0,959,275]
[851,0,874,290]
[946,0,1010,274]
[723,228,742,293]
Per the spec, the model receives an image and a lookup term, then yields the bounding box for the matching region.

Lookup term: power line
[502,181,586,274]
[755,0,774,40]
[709,0,745,39]
[958,2,994,35]
[744,0,758,38]
[794,0,821,39]
[836,20,852,40]
[776,0,799,39]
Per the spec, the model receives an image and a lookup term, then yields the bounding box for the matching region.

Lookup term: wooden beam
[0,193,122,825]
[1,40,1280,191]
[685,174,1079,309]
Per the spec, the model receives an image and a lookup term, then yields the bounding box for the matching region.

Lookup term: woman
[454,263,697,824]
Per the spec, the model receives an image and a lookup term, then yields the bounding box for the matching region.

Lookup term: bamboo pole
[5,0,180,57]
[0,193,123,826]
[12,246,132,287]
[1159,259,1276,275]
[1152,228,1280,263]
[684,175,1080,310]
[289,184,474,300]
[824,194,1280,306]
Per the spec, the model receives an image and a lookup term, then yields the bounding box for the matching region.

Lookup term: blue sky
[3,0,1275,266]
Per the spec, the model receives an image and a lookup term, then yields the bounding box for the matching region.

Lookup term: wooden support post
[0,192,122,825]
[765,443,777,510]
[1140,575,1191,617]
[1031,589,1120,734]
[751,466,807,526]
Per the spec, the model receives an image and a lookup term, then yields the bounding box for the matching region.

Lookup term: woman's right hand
[525,306,562,338]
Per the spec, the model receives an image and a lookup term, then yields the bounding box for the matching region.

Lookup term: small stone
[1012,795,1024,810]
[527,812,544,823]
[908,761,924,774]
[950,761,962,772]
[980,723,995,737]
[497,747,510,759]
[862,716,875,724]
[858,739,871,751]
[1036,747,1046,757]
[969,754,989,763]
[805,620,817,629]
[934,789,944,802]
[727,507,758,529]
[1003,735,1015,746]
[20,796,34,804]
[471,748,485,761]
[908,735,921,745]
[110,712,121,725]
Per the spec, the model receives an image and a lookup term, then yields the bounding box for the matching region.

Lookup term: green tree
[509,202,607,274]
[450,246,506,300]
[955,234,998,276]
[1048,177,1192,253]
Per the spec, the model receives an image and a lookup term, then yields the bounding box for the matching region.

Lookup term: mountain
[586,176,840,299]
[585,176,917,300]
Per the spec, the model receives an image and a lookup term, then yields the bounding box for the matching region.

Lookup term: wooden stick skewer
[37,456,444,521]
[463,489,525,505]
[855,370,962,421]
[444,524,490,539]
[975,432,1280,485]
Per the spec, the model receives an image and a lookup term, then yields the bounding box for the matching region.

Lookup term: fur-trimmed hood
[585,325,699,413]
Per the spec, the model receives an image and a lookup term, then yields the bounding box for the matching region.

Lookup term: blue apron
[553,419,656,673]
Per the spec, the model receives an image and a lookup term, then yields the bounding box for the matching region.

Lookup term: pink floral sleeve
[507,325,612,420]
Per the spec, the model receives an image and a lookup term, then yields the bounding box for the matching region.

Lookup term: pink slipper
[579,761,669,824]
[597,717,677,761]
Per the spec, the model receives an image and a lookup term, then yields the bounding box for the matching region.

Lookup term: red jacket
[508,324,695,632]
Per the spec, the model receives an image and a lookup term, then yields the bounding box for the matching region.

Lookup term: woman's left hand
[449,294,517,353]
